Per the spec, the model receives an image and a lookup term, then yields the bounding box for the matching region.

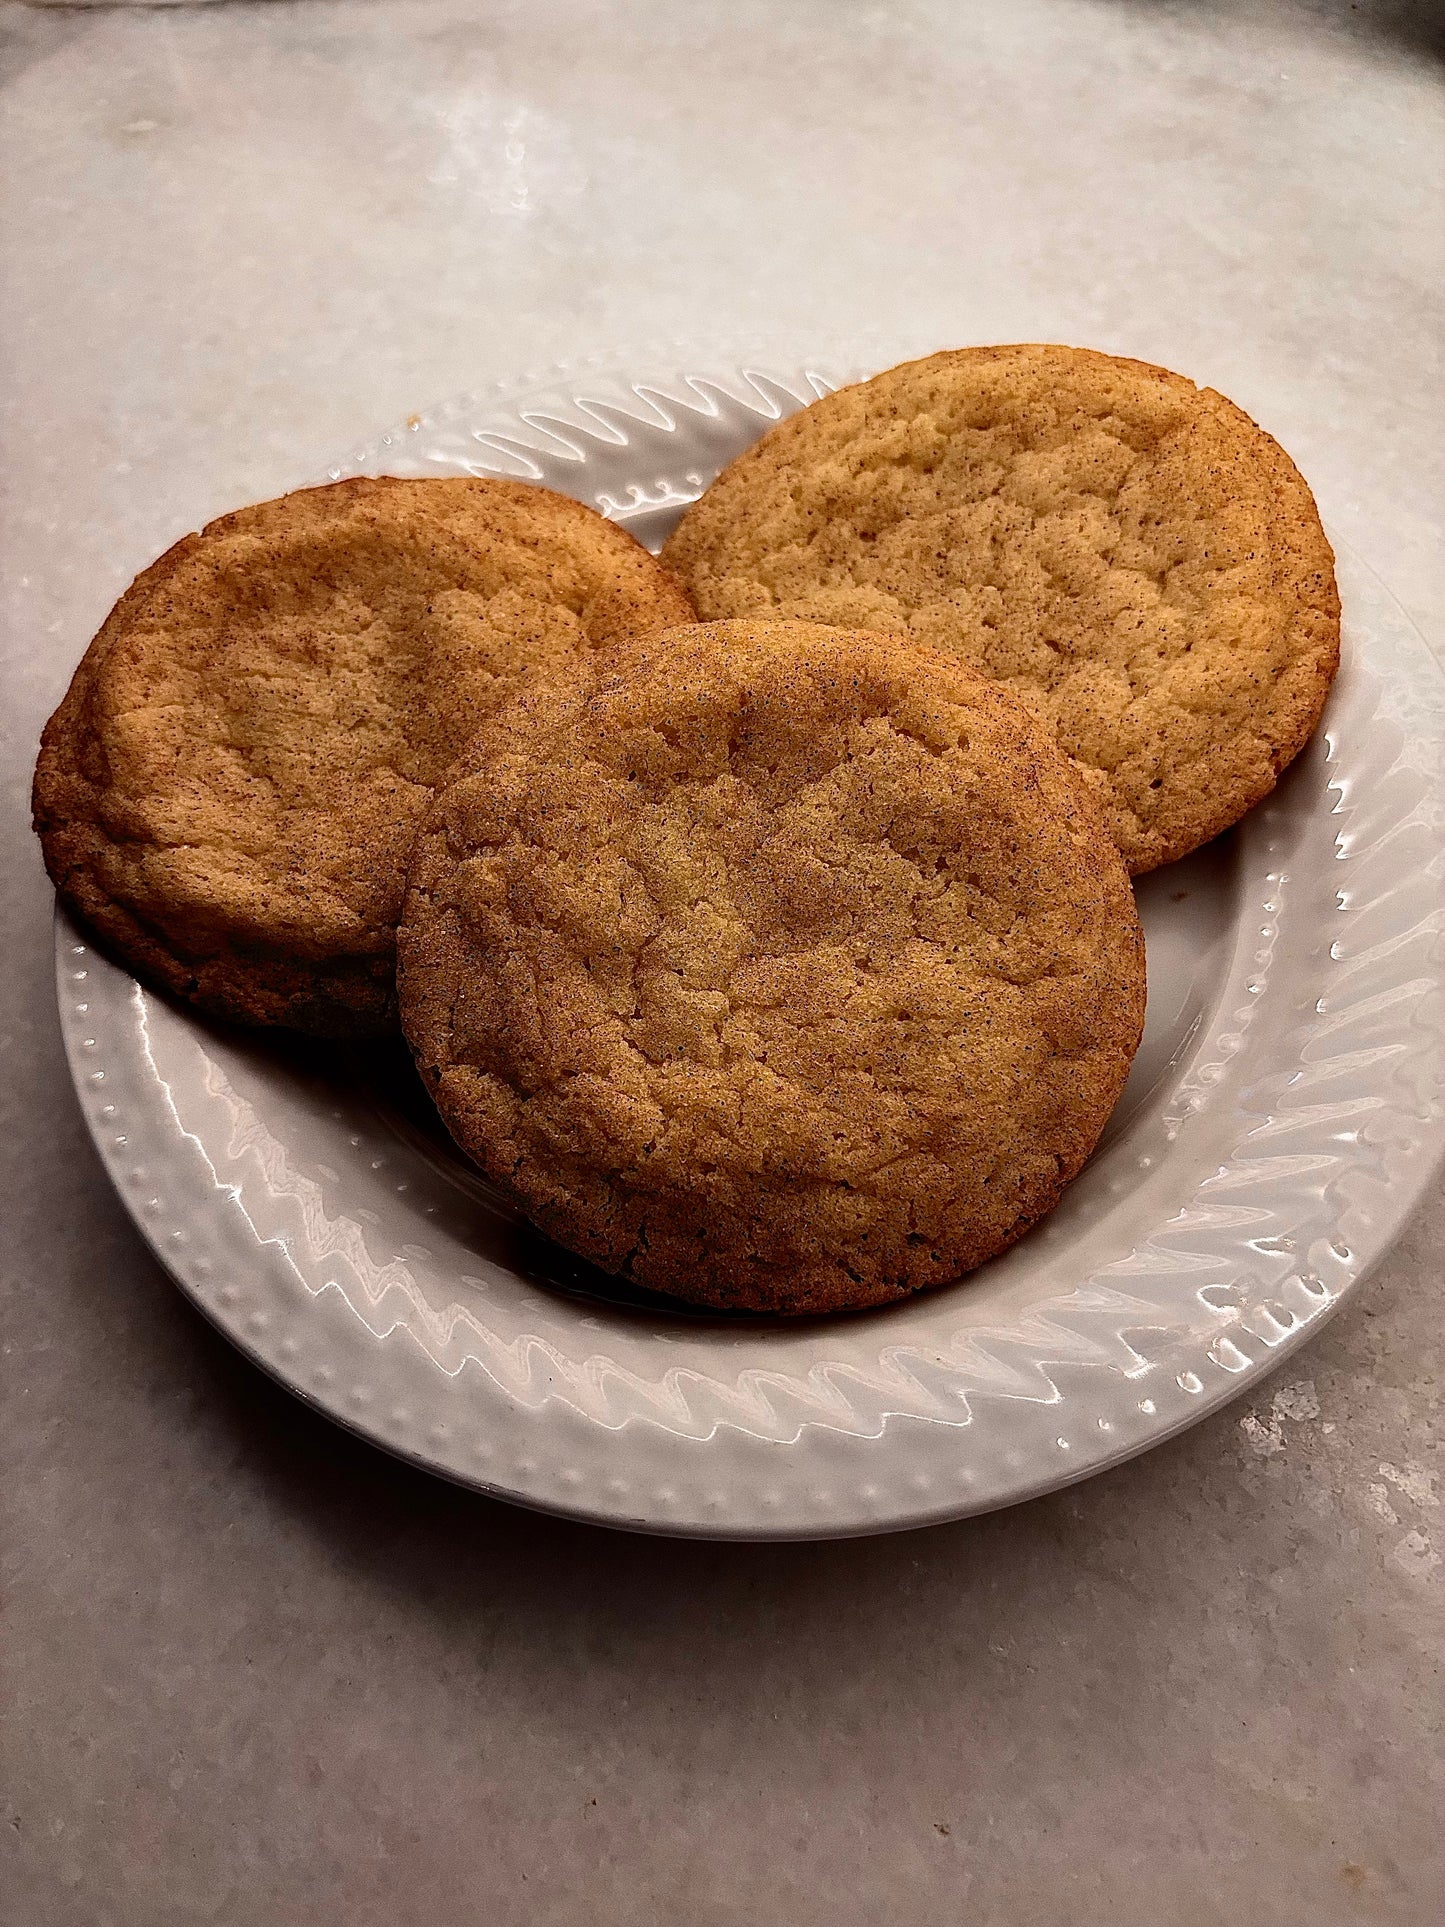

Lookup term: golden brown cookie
[33,476,695,1036]
[398,618,1146,1315]
[663,346,1340,873]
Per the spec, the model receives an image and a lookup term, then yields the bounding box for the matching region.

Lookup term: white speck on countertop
[1239,1379,1324,1457]
[1390,1532,1441,1580]
[1240,1411,1285,1457]
[1271,1380,1320,1423]
[1378,1462,1439,1510]
[1366,1483,1400,1526]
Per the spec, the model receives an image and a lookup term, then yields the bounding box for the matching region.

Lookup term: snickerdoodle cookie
[34,476,694,1036]
[398,619,1146,1315]
[662,346,1340,873]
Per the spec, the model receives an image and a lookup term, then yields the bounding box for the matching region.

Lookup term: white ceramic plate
[57,358,1445,1539]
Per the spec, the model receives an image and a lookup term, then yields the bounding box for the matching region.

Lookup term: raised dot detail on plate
[100,1105,115,1118]
[1055,1437,1070,1452]
[247,1313,268,1334]
[910,1473,932,1492]
[1209,1336,1252,1372]
[168,1229,186,1245]
[220,1286,239,1306]
[1177,1371,1204,1395]
[1138,1398,1157,1415]
[428,1424,448,1445]
[279,1337,299,1359]
[560,1468,581,1487]
[314,1365,333,1386]
[606,1477,627,1496]
[1097,1418,1113,1433]
[350,1387,370,1406]
[88,1071,104,1085]
[388,1408,408,1428]
[516,1458,536,1476]
[1251,1302,1297,1342]
[761,1491,781,1509]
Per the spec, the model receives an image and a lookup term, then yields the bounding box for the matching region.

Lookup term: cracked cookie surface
[399,618,1146,1314]
[33,475,695,1036]
[662,346,1340,873]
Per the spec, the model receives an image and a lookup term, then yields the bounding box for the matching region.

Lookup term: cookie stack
[34,347,1340,1315]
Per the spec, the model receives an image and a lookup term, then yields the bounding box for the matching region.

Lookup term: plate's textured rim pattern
[56,357,1445,1539]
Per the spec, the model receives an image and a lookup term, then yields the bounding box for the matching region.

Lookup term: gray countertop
[3,3,1441,1921]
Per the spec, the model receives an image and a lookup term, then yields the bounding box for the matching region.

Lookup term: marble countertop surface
[3,3,1441,1921]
